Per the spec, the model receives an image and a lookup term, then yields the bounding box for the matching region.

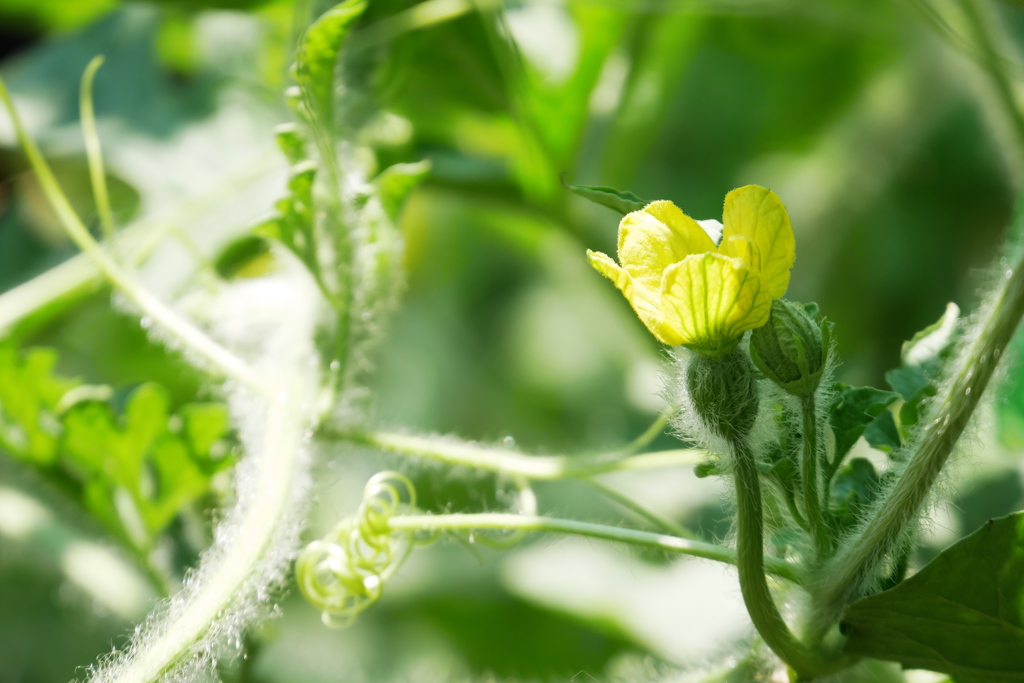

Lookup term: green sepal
[694,460,720,478]
[842,512,1024,681]
[560,174,647,216]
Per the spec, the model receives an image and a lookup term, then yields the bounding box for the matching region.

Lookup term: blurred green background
[2,0,1024,681]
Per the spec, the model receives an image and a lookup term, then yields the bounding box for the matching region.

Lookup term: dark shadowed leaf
[828,384,899,466]
[886,302,960,429]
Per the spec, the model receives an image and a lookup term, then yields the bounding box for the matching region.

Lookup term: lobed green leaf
[294,0,368,127]
[0,344,78,465]
[886,302,960,429]
[843,512,1024,681]
[829,384,899,466]
[0,343,235,550]
[62,383,234,544]
[830,457,880,532]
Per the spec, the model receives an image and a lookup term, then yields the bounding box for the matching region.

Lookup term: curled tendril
[296,471,427,627]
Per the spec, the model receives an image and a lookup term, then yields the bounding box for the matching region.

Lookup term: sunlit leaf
[294,0,367,127]
[0,344,77,465]
[374,160,430,221]
[61,382,234,544]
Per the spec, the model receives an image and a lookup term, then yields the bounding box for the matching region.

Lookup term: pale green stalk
[619,406,678,453]
[386,512,802,584]
[335,428,703,479]
[0,154,277,336]
[0,75,269,396]
[812,249,1024,634]
[80,55,116,244]
[583,478,698,539]
[957,0,1024,164]
[167,225,220,287]
[801,393,831,559]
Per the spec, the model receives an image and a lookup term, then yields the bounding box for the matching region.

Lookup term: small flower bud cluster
[296,471,426,627]
[750,299,831,398]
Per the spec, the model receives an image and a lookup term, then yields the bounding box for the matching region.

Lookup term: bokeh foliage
[3,0,1024,681]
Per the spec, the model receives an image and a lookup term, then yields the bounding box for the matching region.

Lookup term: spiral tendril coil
[296,471,425,627]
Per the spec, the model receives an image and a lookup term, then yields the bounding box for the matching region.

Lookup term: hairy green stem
[333,428,703,479]
[731,439,841,677]
[777,478,810,532]
[801,394,831,559]
[812,249,1024,634]
[386,512,802,584]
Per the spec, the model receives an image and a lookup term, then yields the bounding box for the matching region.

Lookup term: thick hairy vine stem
[386,512,802,583]
[105,385,307,683]
[1,72,320,683]
[731,439,842,678]
[812,249,1024,635]
[801,394,831,560]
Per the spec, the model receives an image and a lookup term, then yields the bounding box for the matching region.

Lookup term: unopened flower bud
[749,299,829,397]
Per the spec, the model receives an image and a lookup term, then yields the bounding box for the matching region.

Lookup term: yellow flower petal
[721,185,794,298]
[719,234,757,271]
[641,200,718,254]
[659,252,771,352]
[588,186,794,354]
[587,249,670,343]
[617,211,683,286]
[617,201,717,289]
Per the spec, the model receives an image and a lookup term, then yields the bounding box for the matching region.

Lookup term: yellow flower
[587,185,795,356]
